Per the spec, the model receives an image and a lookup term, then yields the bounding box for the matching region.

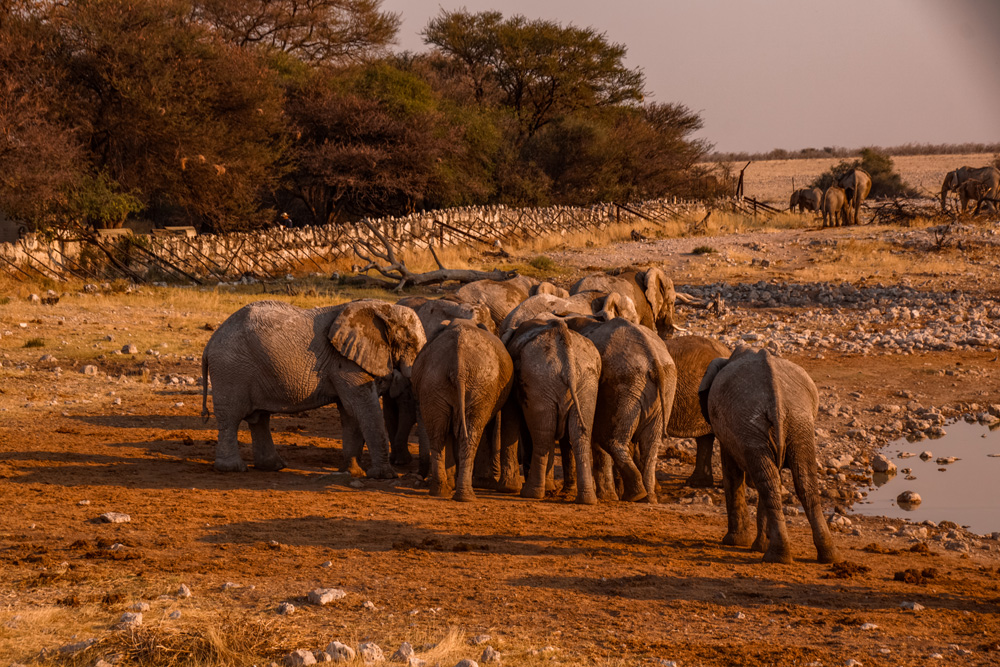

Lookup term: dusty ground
[3,213,1000,666]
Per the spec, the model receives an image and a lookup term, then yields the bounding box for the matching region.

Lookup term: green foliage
[529,255,558,271]
[66,173,143,229]
[810,148,917,198]
[24,338,45,348]
[692,245,717,255]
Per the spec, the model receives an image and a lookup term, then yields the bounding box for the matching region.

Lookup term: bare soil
[3,217,1000,666]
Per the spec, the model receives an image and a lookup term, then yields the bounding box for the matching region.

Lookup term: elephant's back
[664,335,730,437]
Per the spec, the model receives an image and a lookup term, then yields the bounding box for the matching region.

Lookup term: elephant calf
[821,186,850,228]
[698,346,837,564]
[411,320,512,502]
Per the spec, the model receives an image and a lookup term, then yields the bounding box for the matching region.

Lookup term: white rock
[59,638,97,654]
[278,602,296,615]
[480,646,501,664]
[115,612,142,629]
[285,649,317,666]
[390,643,414,661]
[308,588,346,605]
[454,661,478,667]
[362,600,376,611]
[77,500,90,505]
[177,584,192,598]
[130,602,150,612]
[871,454,896,474]
[222,582,240,590]
[358,642,384,663]
[168,610,181,619]
[844,660,863,667]
[98,512,131,523]
[326,641,355,663]
[468,634,491,646]
[859,623,878,630]
[900,601,925,611]
[122,344,138,354]
[314,652,332,663]
[897,491,922,506]
[81,365,99,375]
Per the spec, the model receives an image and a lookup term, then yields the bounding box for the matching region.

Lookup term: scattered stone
[859,623,878,630]
[122,344,138,354]
[657,662,679,667]
[391,643,415,661]
[871,454,896,474]
[177,584,192,598]
[468,635,491,646]
[828,513,852,530]
[28,293,40,303]
[285,649,317,666]
[59,638,97,655]
[222,582,240,591]
[168,610,181,619]
[325,641,355,663]
[98,512,131,523]
[358,642,384,663]
[480,646,501,663]
[900,601,925,611]
[454,660,478,667]
[362,600,376,611]
[114,612,142,630]
[39,354,56,362]
[81,365,99,375]
[844,660,863,667]
[308,588,346,605]
[897,491,922,506]
[277,602,296,615]
[733,611,746,620]
[320,560,333,568]
[130,602,150,612]
[919,451,933,460]
[935,456,958,465]
[78,500,90,506]
[314,652,332,663]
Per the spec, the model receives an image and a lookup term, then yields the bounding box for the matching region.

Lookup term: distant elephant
[661,335,731,488]
[455,275,543,328]
[789,187,822,213]
[499,291,640,333]
[956,179,989,214]
[504,318,601,504]
[837,169,871,225]
[411,320,513,501]
[821,186,850,228]
[564,317,677,503]
[201,299,425,477]
[698,346,837,564]
[570,267,694,336]
[941,165,1000,212]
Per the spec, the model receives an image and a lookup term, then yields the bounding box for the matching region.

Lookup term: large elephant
[789,187,822,213]
[698,346,837,564]
[661,335,731,487]
[837,169,871,225]
[564,316,677,503]
[504,318,601,504]
[201,299,425,477]
[570,267,692,336]
[411,320,513,502]
[455,275,540,328]
[499,291,640,333]
[821,186,850,228]
[941,165,1000,212]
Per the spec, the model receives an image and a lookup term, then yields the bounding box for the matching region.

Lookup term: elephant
[499,290,640,333]
[836,169,871,226]
[789,187,822,213]
[455,275,540,328]
[570,267,693,336]
[821,186,850,228]
[941,165,1000,212]
[411,320,513,501]
[201,299,425,477]
[385,296,495,470]
[503,317,601,504]
[661,335,731,488]
[698,346,837,564]
[956,179,989,214]
[564,316,677,503]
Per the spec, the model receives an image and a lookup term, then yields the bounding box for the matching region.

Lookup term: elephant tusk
[674,292,698,304]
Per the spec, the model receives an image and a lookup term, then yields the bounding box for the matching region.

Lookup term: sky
[379,0,1000,154]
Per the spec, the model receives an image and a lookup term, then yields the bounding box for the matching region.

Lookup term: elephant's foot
[722,530,753,548]
[595,483,618,501]
[560,482,577,498]
[341,458,366,478]
[214,456,248,473]
[520,486,545,500]
[620,483,647,503]
[366,463,399,480]
[472,475,497,490]
[418,457,430,479]
[495,475,522,494]
[428,479,451,497]
[390,450,414,466]
[751,533,769,553]
[762,543,793,564]
[574,489,598,506]
[816,544,839,564]
[685,471,715,488]
[253,454,287,472]
[452,488,477,502]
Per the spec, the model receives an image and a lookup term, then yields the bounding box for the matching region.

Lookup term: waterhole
[851,420,1000,535]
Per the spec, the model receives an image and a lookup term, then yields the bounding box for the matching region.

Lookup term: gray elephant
[499,291,640,333]
[789,187,822,213]
[503,318,601,504]
[821,186,850,228]
[411,320,513,501]
[661,335,731,488]
[698,346,837,564]
[941,165,1000,212]
[837,169,871,226]
[570,267,692,336]
[564,316,676,503]
[201,299,425,477]
[455,275,540,328]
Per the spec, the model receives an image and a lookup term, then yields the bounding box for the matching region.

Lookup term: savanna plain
[2,154,1000,667]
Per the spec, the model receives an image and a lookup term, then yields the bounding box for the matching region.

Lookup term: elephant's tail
[453,366,470,456]
[554,320,585,432]
[762,350,785,461]
[201,354,210,423]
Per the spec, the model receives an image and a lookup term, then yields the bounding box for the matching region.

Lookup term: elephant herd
[940,164,1000,215]
[202,270,839,564]
[788,168,872,228]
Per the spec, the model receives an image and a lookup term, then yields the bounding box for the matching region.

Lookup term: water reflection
[851,420,1000,534]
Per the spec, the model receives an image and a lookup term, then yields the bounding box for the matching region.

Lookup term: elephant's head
[638,267,678,335]
[418,297,495,342]
[594,292,640,324]
[789,190,799,211]
[328,299,426,381]
[532,281,570,299]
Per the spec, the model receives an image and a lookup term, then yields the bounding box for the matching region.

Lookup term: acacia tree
[423,10,645,142]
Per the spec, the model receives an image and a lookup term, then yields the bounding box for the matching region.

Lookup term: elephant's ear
[328,300,425,378]
[642,267,672,320]
[698,357,729,425]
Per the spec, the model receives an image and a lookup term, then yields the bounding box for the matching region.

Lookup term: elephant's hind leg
[720,448,752,547]
[247,412,286,471]
[749,457,792,564]
[686,433,716,488]
[791,448,839,563]
[213,414,248,472]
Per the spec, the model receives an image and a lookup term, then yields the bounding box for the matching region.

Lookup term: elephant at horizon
[955,178,996,214]
[941,165,1000,213]
[661,335,731,488]
[570,267,695,336]
[837,169,871,225]
[503,317,602,504]
[789,187,822,213]
[699,346,838,564]
[564,316,677,504]
[201,299,425,477]
[499,290,640,333]
[411,320,513,502]
[821,186,850,228]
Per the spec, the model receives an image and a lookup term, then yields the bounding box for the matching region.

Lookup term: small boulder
[900,601,925,611]
[81,365,99,375]
[454,661,478,667]
[871,454,896,474]
[277,602,295,615]
[897,491,922,507]
[114,612,142,630]
[168,610,182,619]
[358,642,384,663]
[308,588,346,605]
[285,649,317,667]
[130,602,150,612]
[177,584,192,598]
[98,512,131,524]
[122,344,138,354]
[59,639,97,655]
[390,643,414,661]
[326,641,355,663]
[480,646,501,663]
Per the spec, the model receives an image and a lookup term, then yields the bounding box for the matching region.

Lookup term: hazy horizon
[379,0,1000,154]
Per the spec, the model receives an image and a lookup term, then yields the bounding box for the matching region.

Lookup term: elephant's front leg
[386,393,416,466]
[346,383,397,479]
[495,402,523,494]
[338,410,367,478]
[592,447,617,501]
[686,433,716,488]
[720,448,752,547]
[247,411,286,471]
[599,438,646,502]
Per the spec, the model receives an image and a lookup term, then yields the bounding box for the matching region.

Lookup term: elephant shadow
[73,406,343,437]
